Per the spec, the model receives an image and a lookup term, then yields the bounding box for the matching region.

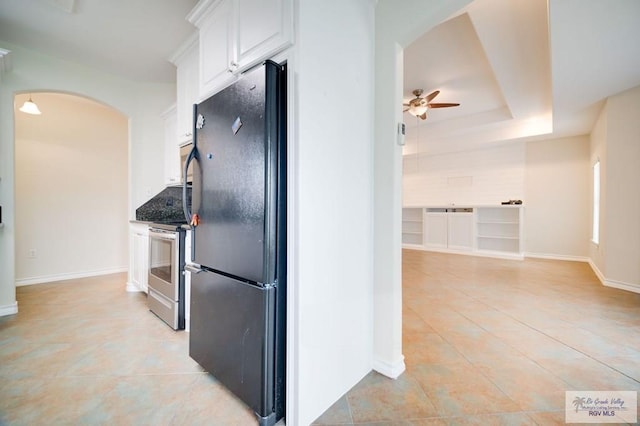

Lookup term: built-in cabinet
[127,223,149,292]
[424,208,474,251]
[402,206,523,259]
[170,35,200,145]
[475,206,523,256]
[162,104,180,185]
[187,0,293,98]
[423,209,448,248]
[161,0,293,183]
[401,208,423,247]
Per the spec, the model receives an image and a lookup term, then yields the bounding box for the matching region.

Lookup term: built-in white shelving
[402,205,523,259]
[401,207,423,247]
[475,206,522,257]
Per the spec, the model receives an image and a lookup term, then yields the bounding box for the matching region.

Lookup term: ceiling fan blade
[403,107,410,112]
[425,90,440,103]
[419,112,427,120]
[402,103,410,107]
[428,102,460,108]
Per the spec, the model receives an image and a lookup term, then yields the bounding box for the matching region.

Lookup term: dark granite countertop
[135,186,191,224]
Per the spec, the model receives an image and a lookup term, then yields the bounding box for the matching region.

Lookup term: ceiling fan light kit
[410,105,428,116]
[403,89,459,120]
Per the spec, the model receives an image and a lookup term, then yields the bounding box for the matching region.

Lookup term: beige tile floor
[314,250,640,425]
[0,273,257,425]
[1,252,639,425]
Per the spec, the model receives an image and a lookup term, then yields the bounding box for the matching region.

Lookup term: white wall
[14,93,128,284]
[0,41,173,315]
[524,136,590,259]
[594,85,640,290]
[291,1,375,424]
[373,0,473,395]
[403,143,525,206]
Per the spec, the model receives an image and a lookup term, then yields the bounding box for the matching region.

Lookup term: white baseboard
[588,259,606,283]
[404,245,524,261]
[373,355,406,379]
[16,267,128,287]
[525,252,590,262]
[126,281,143,292]
[604,279,640,294]
[0,301,18,317]
[587,260,640,294]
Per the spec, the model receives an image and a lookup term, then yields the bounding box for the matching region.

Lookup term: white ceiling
[1,0,639,150]
[0,0,198,83]
[403,0,640,156]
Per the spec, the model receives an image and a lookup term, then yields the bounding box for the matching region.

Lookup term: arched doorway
[14,92,128,285]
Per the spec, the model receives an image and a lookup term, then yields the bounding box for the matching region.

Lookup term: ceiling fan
[403,89,460,120]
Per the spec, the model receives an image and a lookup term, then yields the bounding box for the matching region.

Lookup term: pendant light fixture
[19,94,42,115]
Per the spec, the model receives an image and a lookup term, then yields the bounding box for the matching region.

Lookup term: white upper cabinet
[170,35,199,145]
[188,0,293,98]
[191,0,235,98]
[235,0,293,70]
[162,104,180,185]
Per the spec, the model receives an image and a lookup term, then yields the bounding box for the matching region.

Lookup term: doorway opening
[14,92,129,286]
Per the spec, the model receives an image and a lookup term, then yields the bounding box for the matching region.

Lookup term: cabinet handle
[229,61,238,72]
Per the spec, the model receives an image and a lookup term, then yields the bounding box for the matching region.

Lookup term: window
[592,160,600,244]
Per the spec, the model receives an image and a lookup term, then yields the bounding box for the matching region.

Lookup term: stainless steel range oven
[148,224,186,330]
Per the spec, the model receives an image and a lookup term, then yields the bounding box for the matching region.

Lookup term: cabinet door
[163,106,180,185]
[130,227,149,292]
[199,0,236,98]
[176,42,199,143]
[424,213,448,248]
[447,213,474,251]
[235,0,293,71]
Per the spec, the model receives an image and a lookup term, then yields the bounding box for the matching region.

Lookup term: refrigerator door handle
[184,264,203,274]
[183,145,197,224]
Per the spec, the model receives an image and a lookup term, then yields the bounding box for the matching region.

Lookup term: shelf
[477,235,519,240]
[477,221,519,225]
[402,233,423,245]
[404,205,523,259]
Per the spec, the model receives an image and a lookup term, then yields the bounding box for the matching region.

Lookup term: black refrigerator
[183,60,286,426]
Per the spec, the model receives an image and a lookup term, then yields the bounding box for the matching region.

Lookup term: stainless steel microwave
[179,142,194,184]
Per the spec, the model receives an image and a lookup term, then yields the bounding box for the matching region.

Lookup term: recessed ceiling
[0,0,199,83]
[403,0,640,156]
[404,13,507,125]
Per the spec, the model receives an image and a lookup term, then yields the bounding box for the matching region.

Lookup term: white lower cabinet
[424,208,473,252]
[128,223,149,292]
[424,210,448,248]
[446,210,474,251]
[403,206,523,259]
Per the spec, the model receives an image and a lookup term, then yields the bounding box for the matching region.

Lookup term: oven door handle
[149,229,177,240]
[184,264,203,274]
